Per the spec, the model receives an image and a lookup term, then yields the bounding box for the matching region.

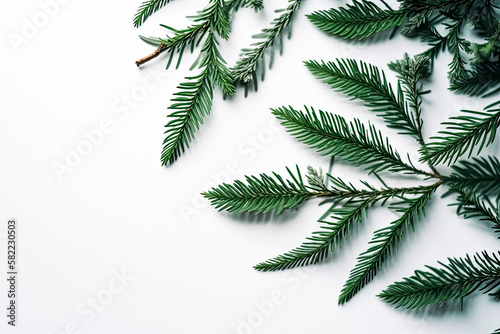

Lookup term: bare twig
[136,43,165,67]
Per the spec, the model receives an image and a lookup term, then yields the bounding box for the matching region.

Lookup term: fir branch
[272,106,428,176]
[231,0,302,86]
[134,0,173,28]
[307,0,407,40]
[133,1,243,71]
[339,188,435,304]
[400,10,428,35]
[204,34,235,95]
[421,107,500,166]
[203,162,439,217]
[378,251,500,309]
[202,166,328,215]
[305,59,423,142]
[161,29,235,165]
[471,0,499,33]
[417,12,469,68]
[443,156,500,196]
[255,198,371,271]
[161,68,213,165]
[398,0,475,30]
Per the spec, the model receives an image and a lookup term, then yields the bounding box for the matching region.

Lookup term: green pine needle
[378,251,500,309]
[446,20,470,82]
[133,1,500,325]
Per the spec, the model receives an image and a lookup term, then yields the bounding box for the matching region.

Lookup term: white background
[1,0,500,333]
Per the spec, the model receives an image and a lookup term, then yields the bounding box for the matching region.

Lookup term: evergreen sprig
[243,0,264,12]
[378,251,500,309]
[271,106,425,176]
[308,0,500,96]
[159,1,235,165]
[306,0,406,40]
[232,0,302,90]
[202,166,327,215]
[307,0,470,41]
[134,0,303,165]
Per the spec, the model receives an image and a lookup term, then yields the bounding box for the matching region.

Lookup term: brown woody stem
[136,43,165,67]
